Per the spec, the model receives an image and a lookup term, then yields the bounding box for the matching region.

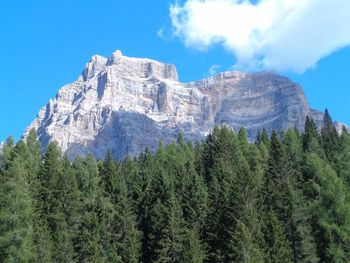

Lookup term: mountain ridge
[22,50,346,160]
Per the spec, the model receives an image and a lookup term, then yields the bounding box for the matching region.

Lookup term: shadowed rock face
[24,50,326,160]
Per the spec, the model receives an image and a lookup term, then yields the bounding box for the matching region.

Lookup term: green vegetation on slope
[1,112,350,263]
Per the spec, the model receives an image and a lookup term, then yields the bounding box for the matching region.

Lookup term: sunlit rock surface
[24,50,329,160]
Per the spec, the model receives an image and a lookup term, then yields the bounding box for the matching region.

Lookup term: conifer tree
[73,156,103,262]
[134,149,155,263]
[100,150,118,196]
[147,167,198,263]
[153,193,189,263]
[303,117,317,151]
[228,156,266,262]
[180,160,208,231]
[0,141,37,262]
[0,136,14,168]
[283,129,319,262]
[262,130,293,262]
[24,131,54,263]
[100,152,142,262]
[321,109,339,162]
[25,129,41,184]
[305,153,350,261]
[260,128,270,146]
[38,142,77,262]
[336,132,350,188]
[202,127,239,262]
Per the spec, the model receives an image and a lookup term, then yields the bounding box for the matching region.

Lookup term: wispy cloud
[157,26,166,39]
[208,64,221,75]
[170,0,350,73]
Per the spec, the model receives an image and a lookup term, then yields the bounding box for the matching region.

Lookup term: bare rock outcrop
[24,50,329,159]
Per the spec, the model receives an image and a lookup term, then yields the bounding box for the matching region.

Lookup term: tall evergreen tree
[0,141,37,262]
[321,109,339,162]
[202,127,239,262]
[37,142,76,262]
[25,131,53,263]
[0,136,14,169]
[262,130,293,262]
[305,153,350,262]
[228,150,266,262]
[283,129,319,262]
[100,152,142,262]
[73,156,103,262]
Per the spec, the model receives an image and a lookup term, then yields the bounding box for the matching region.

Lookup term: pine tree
[182,227,206,263]
[261,130,293,262]
[321,109,339,162]
[283,129,319,262]
[24,131,54,263]
[133,149,155,263]
[25,129,41,184]
[153,193,189,263]
[100,150,118,196]
[180,160,208,231]
[100,152,142,262]
[0,136,14,169]
[37,142,76,262]
[228,131,266,262]
[263,211,293,263]
[202,127,239,262]
[305,153,350,262]
[228,165,266,262]
[303,117,317,151]
[56,157,80,261]
[0,141,37,262]
[260,128,270,145]
[335,129,350,188]
[238,127,249,155]
[73,156,104,262]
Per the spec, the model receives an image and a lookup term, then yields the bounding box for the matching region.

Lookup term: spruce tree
[283,129,319,262]
[202,127,239,262]
[321,109,339,162]
[153,193,189,263]
[228,160,266,262]
[262,130,293,262]
[0,141,37,262]
[24,131,53,263]
[228,130,266,262]
[305,153,350,262]
[37,142,76,262]
[73,156,103,262]
[100,152,142,262]
[0,136,14,168]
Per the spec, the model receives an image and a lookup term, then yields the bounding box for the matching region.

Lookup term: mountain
[23,50,331,160]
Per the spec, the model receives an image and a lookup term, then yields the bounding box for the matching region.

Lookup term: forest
[1,110,350,263]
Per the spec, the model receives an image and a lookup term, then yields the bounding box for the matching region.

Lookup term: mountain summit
[24,50,325,159]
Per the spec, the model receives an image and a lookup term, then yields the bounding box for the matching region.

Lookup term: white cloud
[208,64,221,75]
[157,26,166,39]
[170,0,350,73]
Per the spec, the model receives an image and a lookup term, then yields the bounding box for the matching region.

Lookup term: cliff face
[24,50,325,160]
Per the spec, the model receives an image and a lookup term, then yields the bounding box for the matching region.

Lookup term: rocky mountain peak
[23,50,334,160]
[106,50,123,66]
[82,55,107,81]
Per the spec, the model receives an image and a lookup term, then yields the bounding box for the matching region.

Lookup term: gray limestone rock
[23,50,341,160]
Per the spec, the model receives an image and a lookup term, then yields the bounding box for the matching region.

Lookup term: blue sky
[0,0,349,141]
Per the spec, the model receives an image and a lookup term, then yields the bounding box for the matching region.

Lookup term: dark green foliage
[0,141,36,262]
[303,116,319,153]
[305,153,350,262]
[321,109,339,162]
[1,121,350,262]
[37,142,77,262]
